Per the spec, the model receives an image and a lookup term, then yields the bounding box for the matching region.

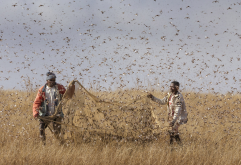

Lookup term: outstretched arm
[147,93,168,105]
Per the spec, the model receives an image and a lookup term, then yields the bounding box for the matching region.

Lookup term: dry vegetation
[0,87,241,165]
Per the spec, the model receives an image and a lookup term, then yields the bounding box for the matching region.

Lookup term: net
[39,80,169,142]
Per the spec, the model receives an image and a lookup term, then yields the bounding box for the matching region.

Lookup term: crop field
[0,87,241,165]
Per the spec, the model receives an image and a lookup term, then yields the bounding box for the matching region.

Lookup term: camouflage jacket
[151,91,188,125]
[33,83,66,118]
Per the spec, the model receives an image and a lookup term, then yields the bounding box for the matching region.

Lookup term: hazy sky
[0,0,240,93]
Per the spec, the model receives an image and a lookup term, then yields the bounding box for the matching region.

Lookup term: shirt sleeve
[151,95,168,105]
[32,88,44,117]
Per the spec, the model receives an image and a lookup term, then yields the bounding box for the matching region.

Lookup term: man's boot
[39,120,47,145]
[40,129,46,145]
[170,134,175,144]
[168,130,175,144]
[174,134,182,145]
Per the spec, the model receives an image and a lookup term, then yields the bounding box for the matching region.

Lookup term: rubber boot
[40,129,46,145]
[170,135,175,144]
[174,135,182,145]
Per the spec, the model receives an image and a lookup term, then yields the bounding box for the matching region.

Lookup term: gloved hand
[147,93,153,99]
[34,113,39,119]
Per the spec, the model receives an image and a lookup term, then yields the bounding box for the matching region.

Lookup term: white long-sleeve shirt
[45,85,56,116]
[151,91,188,125]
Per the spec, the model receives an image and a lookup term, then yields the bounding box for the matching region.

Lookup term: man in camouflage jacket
[33,72,66,144]
[147,81,188,144]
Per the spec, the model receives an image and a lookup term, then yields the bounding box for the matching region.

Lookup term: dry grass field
[0,87,241,165]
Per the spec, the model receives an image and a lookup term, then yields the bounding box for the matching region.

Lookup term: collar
[168,91,180,97]
[42,83,58,92]
[46,85,55,90]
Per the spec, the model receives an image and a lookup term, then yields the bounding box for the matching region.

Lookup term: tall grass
[0,88,240,165]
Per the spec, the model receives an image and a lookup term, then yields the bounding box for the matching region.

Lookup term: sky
[0,0,240,93]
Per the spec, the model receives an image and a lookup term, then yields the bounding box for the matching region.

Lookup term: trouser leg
[53,117,62,140]
[170,133,175,144]
[175,134,181,144]
[169,123,181,145]
[173,123,182,144]
[39,120,47,144]
[172,123,179,133]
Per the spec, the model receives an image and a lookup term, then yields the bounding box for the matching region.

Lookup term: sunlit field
[0,87,240,165]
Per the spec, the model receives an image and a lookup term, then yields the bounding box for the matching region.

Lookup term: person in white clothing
[147,81,188,144]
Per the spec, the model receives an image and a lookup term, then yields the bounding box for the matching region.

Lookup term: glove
[147,93,153,99]
[34,113,39,118]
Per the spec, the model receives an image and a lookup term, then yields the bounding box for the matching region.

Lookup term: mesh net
[39,80,169,142]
